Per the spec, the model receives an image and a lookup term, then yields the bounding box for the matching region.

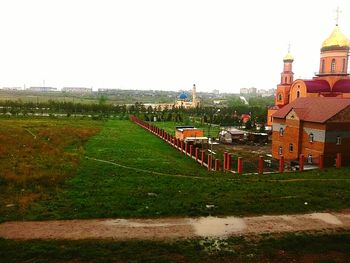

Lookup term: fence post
[227,153,232,171]
[185,143,188,155]
[190,145,193,157]
[336,153,342,168]
[279,156,284,173]
[180,140,184,152]
[215,159,219,171]
[319,154,324,170]
[207,154,212,171]
[237,157,243,174]
[201,151,205,166]
[223,152,227,171]
[299,154,304,172]
[258,156,264,175]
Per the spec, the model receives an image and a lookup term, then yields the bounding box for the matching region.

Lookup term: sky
[0,0,349,93]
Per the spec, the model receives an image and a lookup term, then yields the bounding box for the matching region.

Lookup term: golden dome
[283,52,294,61]
[322,25,350,49]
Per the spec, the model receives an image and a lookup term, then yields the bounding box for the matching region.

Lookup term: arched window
[309,133,314,143]
[278,93,283,101]
[336,136,342,145]
[321,59,325,73]
[343,58,346,73]
[279,127,284,136]
[331,59,336,73]
[297,91,300,98]
[289,143,294,152]
[307,154,313,164]
[285,77,287,83]
[278,146,283,155]
[290,76,292,83]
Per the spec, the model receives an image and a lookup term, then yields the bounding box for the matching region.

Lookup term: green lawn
[2,119,350,222]
[1,231,349,262]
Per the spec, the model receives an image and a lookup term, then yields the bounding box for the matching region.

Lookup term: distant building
[248,87,257,95]
[212,89,220,95]
[240,88,249,94]
[1,87,22,91]
[28,87,57,92]
[174,84,200,109]
[62,87,92,93]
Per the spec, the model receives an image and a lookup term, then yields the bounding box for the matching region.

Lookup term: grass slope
[2,119,349,221]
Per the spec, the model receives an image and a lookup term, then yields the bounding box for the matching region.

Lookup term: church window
[297,91,300,98]
[289,143,294,152]
[331,59,336,72]
[285,77,287,83]
[309,133,314,143]
[321,59,325,73]
[290,76,292,83]
[279,127,284,136]
[343,59,346,73]
[278,93,282,101]
[278,146,283,155]
[336,136,342,145]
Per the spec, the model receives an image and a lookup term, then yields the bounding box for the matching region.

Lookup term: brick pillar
[207,154,212,171]
[227,153,232,171]
[214,159,219,171]
[195,148,199,161]
[237,157,243,174]
[201,151,205,166]
[336,153,342,168]
[258,156,264,175]
[223,152,227,171]
[279,156,284,173]
[189,145,193,157]
[319,154,324,170]
[299,154,304,172]
[185,143,188,155]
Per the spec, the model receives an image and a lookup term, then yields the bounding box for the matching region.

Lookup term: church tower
[316,8,350,87]
[275,47,294,106]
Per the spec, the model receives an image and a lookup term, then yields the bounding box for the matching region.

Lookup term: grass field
[0,118,102,220]
[2,119,350,222]
[1,231,349,262]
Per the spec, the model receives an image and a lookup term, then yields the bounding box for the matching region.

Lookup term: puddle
[309,213,343,225]
[191,216,246,237]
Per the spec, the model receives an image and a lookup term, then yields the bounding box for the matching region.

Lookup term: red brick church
[269,14,350,165]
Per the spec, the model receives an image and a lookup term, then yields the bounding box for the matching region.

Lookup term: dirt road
[1,212,349,240]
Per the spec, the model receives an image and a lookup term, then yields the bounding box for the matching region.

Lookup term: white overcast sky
[0,0,349,93]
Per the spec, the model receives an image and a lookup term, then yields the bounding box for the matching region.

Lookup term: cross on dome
[335,6,342,26]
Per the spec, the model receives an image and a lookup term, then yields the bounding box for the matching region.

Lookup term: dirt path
[1,212,350,240]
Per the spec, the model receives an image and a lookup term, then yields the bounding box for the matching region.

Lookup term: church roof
[272,97,350,123]
[333,79,350,93]
[303,80,331,93]
[321,25,350,50]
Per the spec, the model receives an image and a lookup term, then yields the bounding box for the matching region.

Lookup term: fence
[130,116,346,174]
